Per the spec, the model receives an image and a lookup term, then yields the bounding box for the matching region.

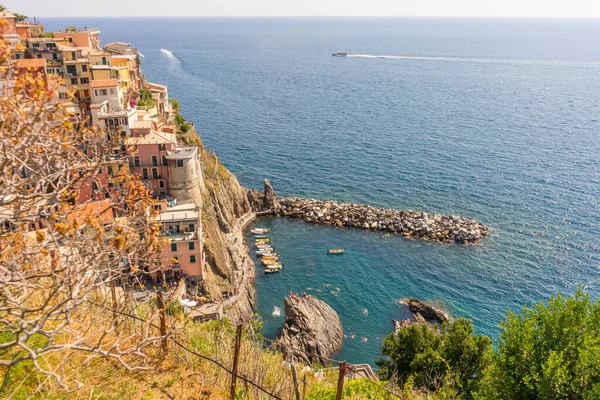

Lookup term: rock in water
[401,298,449,323]
[276,294,343,364]
[263,179,278,210]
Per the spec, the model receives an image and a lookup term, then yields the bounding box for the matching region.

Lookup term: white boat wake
[160,48,180,63]
[347,54,600,68]
[272,306,281,317]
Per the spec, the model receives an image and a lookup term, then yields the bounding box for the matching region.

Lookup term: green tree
[13,13,27,22]
[377,318,491,398]
[169,97,180,113]
[478,289,600,399]
[0,5,6,12]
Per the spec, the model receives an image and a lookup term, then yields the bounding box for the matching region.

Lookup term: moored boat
[328,248,345,254]
[251,228,270,234]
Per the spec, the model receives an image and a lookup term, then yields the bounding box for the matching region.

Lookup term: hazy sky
[7,0,600,18]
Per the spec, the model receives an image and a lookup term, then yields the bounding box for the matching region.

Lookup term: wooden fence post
[156,291,168,357]
[336,361,347,400]
[291,363,301,400]
[230,324,243,400]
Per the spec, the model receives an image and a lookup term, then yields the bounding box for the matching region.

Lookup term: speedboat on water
[332,51,348,57]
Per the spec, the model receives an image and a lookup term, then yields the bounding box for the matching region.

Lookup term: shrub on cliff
[477,288,600,399]
[377,318,492,398]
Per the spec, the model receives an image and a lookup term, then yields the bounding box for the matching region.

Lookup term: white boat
[251,228,270,234]
[332,51,348,57]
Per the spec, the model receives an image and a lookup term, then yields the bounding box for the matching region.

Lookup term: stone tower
[166,146,204,205]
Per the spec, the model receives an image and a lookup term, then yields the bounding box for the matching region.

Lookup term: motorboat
[251,228,270,234]
[332,51,348,57]
[328,248,345,254]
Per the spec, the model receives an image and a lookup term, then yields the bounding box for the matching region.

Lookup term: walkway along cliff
[248,180,490,244]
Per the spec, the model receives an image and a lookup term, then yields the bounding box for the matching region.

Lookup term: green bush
[377,318,492,399]
[180,123,191,133]
[478,288,600,399]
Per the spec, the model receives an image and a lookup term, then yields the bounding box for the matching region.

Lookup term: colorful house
[124,131,177,198]
[155,200,205,281]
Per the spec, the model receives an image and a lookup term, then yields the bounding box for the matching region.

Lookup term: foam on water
[160,48,180,63]
[271,306,281,317]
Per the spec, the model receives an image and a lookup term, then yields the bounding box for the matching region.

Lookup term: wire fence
[88,291,404,400]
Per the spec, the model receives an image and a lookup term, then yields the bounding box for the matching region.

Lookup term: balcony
[163,231,197,241]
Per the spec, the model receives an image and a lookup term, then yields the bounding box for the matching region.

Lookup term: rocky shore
[249,180,490,244]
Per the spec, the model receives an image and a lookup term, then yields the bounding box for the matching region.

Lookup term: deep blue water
[45,17,600,365]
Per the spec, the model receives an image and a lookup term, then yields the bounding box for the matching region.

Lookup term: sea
[44,17,600,365]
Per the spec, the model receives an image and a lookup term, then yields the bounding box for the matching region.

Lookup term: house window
[190,255,196,263]
[52,53,58,60]
[70,78,77,85]
[82,65,87,72]
[176,160,183,168]
[99,89,107,96]
[102,56,107,65]
[151,155,158,166]
[80,77,89,84]
[91,182,98,190]
[108,181,114,188]
[188,224,195,232]
[162,155,167,165]
[37,54,42,59]
[159,180,165,188]
[142,168,148,179]
[159,191,167,197]
[84,89,89,97]
[134,156,140,167]
[107,166,114,175]
[98,167,103,174]
[171,243,177,252]
[110,88,115,95]
[188,242,195,250]
[159,144,166,151]
[71,52,76,60]
[152,168,159,179]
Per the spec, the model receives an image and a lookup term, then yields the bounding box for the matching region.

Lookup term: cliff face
[191,136,256,324]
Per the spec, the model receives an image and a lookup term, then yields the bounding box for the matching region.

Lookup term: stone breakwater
[274,197,490,244]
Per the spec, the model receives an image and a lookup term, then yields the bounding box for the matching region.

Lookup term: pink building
[155,201,205,280]
[124,131,177,198]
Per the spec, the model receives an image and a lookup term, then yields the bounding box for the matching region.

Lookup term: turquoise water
[46,17,600,365]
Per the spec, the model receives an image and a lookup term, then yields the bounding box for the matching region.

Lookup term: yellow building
[60,46,92,115]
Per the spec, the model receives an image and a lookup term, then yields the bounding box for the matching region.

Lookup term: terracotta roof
[124,130,177,146]
[131,120,154,129]
[68,199,114,226]
[90,79,118,88]
[15,58,47,69]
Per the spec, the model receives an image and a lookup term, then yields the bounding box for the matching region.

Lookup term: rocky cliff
[393,298,450,332]
[186,133,256,324]
[276,294,343,364]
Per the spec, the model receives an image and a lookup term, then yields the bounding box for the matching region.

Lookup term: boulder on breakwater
[247,179,490,244]
[276,293,343,364]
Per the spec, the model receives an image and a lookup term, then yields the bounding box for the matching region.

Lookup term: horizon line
[33,15,600,19]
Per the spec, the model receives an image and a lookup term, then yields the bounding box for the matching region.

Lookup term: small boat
[251,228,270,234]
[262,254,279,260]
[253,234,268,239]
[255,238,270,243]
[327,248,344,254]
[264,268,281,274]
[332,51,348,57]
